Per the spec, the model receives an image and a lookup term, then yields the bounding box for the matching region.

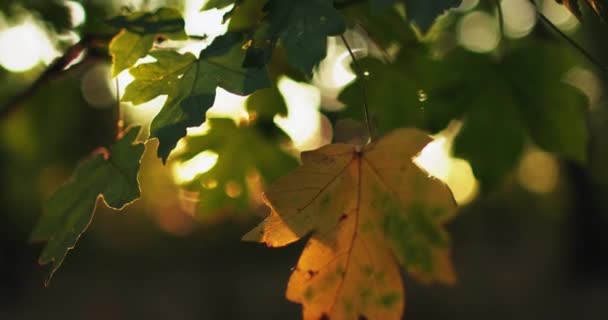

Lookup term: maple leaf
[122,32,271,161]
[108,7,187,76]
[244,129,457,320]
[30,127,144,283]
[244,0,346,75]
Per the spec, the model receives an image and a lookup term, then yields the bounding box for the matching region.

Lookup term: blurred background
[1,0,608,319]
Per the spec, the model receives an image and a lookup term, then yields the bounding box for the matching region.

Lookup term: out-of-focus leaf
[30,127,144,283]
[108,7,187,76]
[339,42,587,188]
[341,2,418,49]
[405,0,462,33]
[452,86,527,188]
[246,87,288,120]
[174,118,297,216]
[503,44,588,164]
[557,0,608,21]
[123,32,271,161]
[244,128,457,319]
[370,0,399,11]
[339,49,468,135]
[245,0,345,75]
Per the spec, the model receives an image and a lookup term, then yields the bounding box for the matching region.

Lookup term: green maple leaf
[173,118,297,216]
[340,42,588,188]
[245,0,345,75]
[30,127,144,283]
[108,7,187,76]
[122,32,271,161]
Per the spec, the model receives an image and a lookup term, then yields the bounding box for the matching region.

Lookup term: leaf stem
[531,1,608,75]
[340,34,374,142]
[494,0,504,39]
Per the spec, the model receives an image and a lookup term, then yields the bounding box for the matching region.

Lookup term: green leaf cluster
[340,43,588,187]
[123,32,271,161]
[108,7,187,76]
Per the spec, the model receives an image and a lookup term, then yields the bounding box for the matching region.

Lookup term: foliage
[339,43,588,187]
[10,0,601,318]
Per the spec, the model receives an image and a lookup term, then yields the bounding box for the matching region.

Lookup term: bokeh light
[501,0,537,38]
[0,19,59,72]
[276,76,328,151]
[517,148,560,194]
[457,11,500,53]
[63,0,86,27]
[541,0,579,32]
[81,63,117,108]
[414,124,479,205]
[172,150,219,184]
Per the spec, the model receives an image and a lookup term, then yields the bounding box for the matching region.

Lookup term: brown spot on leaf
[339,214,348,222]
[307,269,319,278]
[319,313,330,320]
[358,315,368,320]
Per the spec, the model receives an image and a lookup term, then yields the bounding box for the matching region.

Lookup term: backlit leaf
[108,7,187,76]
[244,129,457,319]
[123,32,271,161]
[30,127,144,283]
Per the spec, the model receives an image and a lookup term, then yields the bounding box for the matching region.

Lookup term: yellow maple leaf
[244,128,458,320]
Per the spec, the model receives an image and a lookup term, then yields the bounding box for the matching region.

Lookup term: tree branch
[0,34,112,120]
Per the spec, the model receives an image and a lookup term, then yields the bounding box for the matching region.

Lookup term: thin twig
[115,77,125,139]
[340,33,374,142]
[532,2,608,75]
[494,0,505,38]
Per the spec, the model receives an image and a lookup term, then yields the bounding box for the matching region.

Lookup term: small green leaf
[405,0,462,33]
[123,32,271,161]
[108,7,187,76]
[174,118,297,216]
[247,0,346,75]
[30,127,144,283]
